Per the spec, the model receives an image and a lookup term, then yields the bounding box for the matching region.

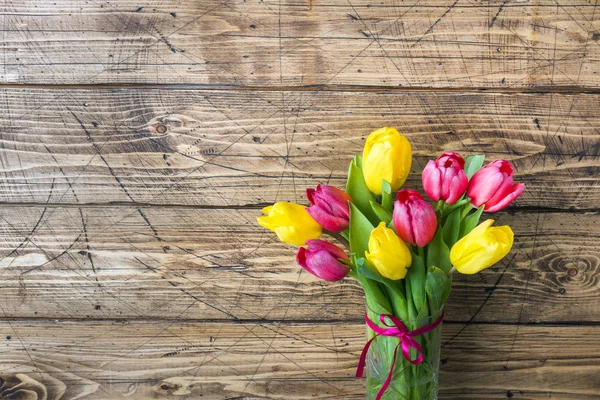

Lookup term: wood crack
[3,83,600,94]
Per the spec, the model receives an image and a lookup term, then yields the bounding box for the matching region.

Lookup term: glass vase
[365,310,443,400]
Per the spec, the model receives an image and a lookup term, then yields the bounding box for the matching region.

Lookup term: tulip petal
[485,183,525,212]
[305,251,349,281]
[297,241,350,282]
[362,127,412,194]
[423,153,468,204]
[296,247,308,268]
[468,218,494,238]
[484,174,514,208]
[321,186,352,218]
[445,169,468,204]
[410,202,438,247]
[256,215,274,230]
[422,161,442,202]
[306,188,316,205]
[450,219,513,274]
[452,242,500,274]
[306,205,349,231]
[305,239,348,260]
[305,185,351,231]
[366,222,411,280]
[393,190,437,247]
[392,201,415,245]
[257,202,322,246]
[467,164,505,206]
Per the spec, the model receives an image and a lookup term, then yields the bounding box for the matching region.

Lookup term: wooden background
[0,0,599,398]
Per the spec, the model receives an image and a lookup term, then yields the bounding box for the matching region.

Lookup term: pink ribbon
[355,312,445,400]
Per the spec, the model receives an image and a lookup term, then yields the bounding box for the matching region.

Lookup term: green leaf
[464,154,485,180]
[357,257,396,290]
[427,228,452,274]
[405,277,417,322]
[459,205,485,239]
[407,252,426,313]
[352,257,393,316]
[370,201,392,225]
[349,203,374,259]
[416,297,430,321]
[381,179,393,213]
[442,207,461,248]
[426,266,452,314]
[356,257,408,321]
[356,256,382,282]
[346,155,378,225]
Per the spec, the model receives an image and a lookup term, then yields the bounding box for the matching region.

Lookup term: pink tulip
[467,160,525,212]
[296,240,350,281]
[306,185,352,232]
[393,189,437,247]
[422,152,468,204]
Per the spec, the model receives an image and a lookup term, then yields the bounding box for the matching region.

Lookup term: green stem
[441,198,469,215]
[340,229,350,241]
[325,230,349,249]
[404,278,417,326]
[384,285,409,321]
[460,202,474,220]
[418,246,426,269]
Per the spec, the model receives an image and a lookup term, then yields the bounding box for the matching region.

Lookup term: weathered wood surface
[2,0,599,398]
[0,206,596,324]
[0,320,598,399]
[2,0,600,88]
[0,88,599,210]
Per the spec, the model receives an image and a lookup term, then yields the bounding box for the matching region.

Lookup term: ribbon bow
[355,312,444,400]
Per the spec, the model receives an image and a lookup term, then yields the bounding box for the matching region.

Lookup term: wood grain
[1,88,599,210]
[0,320,597,399]
[3,0,599,397]
[0,206,596,324]
[2,0,600,88]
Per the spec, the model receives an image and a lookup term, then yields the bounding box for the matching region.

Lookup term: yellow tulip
[365,222,412,280]
[362,127,412,195]
[450,219,514,274]
[257,202,322,246]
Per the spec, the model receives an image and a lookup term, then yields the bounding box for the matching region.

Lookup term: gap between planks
[0,201,595,214]
[0,317,599,327]
[2,83,600,94]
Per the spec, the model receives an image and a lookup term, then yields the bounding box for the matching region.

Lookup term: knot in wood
[154,124,168,134]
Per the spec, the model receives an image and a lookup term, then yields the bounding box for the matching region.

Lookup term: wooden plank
[0,206,597,323]
[1,88,599,210]
[2,0,600,88]
[0,320,597,399]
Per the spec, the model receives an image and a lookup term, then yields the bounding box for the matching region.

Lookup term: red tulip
[296,240,350,282]
[393,189,437,247]
[467,160,525,212]
[422,152,468,204]
[306,185,352,232]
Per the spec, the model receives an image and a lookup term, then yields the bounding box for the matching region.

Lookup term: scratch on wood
[413,0,460,46]
[78,208,99,282]
[489,1,507,28]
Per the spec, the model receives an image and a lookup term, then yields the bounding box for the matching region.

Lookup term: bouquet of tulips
[257,127,524,400]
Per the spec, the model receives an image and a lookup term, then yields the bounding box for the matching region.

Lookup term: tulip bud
[306,185,352,232]
[450,219,514,274]
[257,202,322,246]
[392,189,437,248]
[365,222,412,280]
[362,127,412,195]
[422,152,468,204]
[467,160,525,212]
[296,240,350,281]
